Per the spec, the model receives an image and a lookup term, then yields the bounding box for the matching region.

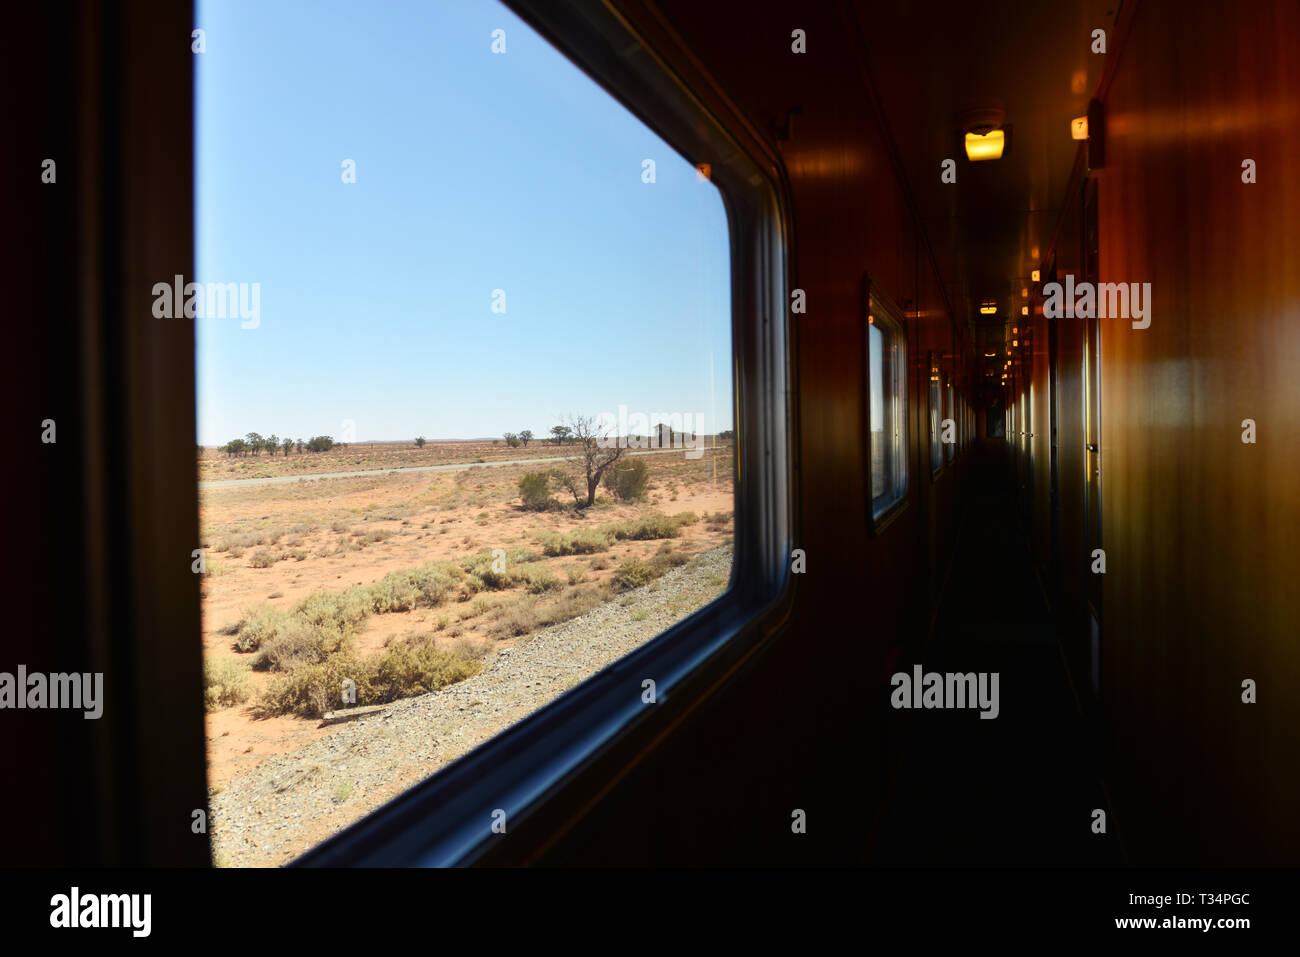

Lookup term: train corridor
[872,442,1121,866]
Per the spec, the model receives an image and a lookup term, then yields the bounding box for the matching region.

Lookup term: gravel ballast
[209,544,733,867]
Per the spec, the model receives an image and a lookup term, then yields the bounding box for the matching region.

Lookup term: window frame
[862,273,909,534]
[290,0,795,867]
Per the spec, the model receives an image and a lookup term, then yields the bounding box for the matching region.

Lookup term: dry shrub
[538,529,610,556]
[204,658,253,711]
[256,636,481,718]
[610,552,689,592]
[600,513,683,542]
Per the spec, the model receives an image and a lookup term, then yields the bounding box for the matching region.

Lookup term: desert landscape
[198,431,735,866]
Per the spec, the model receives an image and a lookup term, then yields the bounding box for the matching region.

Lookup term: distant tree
[554,414,624,508]
[296,438,304,453]
[414,436,427,448]
[306,435,335,453]
[281,437,293,456]
[267,434,280,454]
[519,429,533,447]
[550,425,572,446]
[503,432,521,448]
[223,438,248,457]
[245,432,264,455]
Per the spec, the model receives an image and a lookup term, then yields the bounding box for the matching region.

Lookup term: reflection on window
[195,0,734,867]
[867,282,907,522]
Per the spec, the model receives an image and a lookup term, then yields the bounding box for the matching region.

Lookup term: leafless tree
[554,414,624,508]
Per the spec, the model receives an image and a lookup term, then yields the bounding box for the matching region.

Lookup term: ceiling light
[984,352,996,357]
[965,129,1005,161]
[979,301,998,315]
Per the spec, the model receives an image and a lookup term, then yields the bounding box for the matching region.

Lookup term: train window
[195,0,750,867]
[865,278,907,526]
[943,374,954,464]
[929,354,943,477]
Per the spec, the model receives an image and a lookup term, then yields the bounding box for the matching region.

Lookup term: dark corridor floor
[871,445,1123,866]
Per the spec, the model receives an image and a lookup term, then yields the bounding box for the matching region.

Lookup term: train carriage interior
[6,0,1299,910]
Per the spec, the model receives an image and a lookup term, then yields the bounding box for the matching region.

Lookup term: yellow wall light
[964,129,1005,161]
[979,302,998,315]
[1031,269,1040,282]
[1071,116,1089,140]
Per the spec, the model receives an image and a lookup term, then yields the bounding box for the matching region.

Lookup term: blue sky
[195,0,731,445]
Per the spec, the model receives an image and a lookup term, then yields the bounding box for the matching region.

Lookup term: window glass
[867,286,906,522]
[943,375,954,463]
[929,354,942,476]
[195,0,734,867]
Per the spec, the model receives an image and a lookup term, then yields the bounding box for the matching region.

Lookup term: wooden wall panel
[1091,0,1300,864]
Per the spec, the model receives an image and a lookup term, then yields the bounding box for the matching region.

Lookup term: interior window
[929,353,943,476]
[943,374,954,464]
[866,283,907,523]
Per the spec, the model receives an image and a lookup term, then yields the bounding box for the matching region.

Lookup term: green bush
[293,587,372,639]
[519,564,563,594]
[370,637,481,701]
[600,513,682,542]
[609,560,659,592]
[231,604,294,652]
[252,618,351,672]
[461,548,541,590]
[538,529,610,556]
[518,471,554,510]
[256,637,481,718]
[602,458,651,501]
[256,653,372,719]
[610,552,690,592]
